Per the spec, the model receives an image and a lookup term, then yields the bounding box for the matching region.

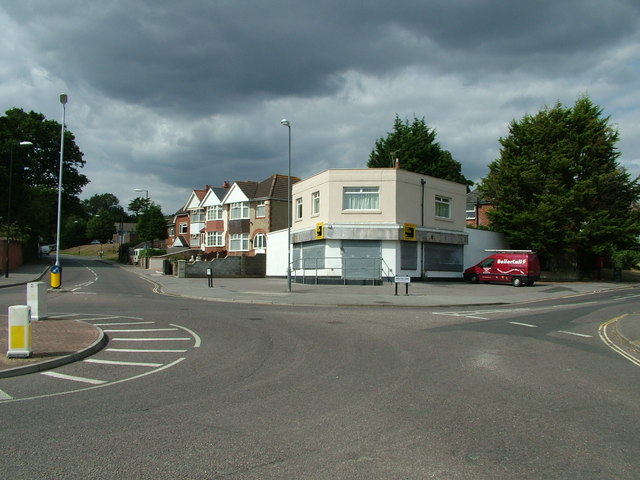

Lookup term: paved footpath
[1,259,640,377]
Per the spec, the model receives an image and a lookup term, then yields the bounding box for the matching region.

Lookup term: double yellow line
[599,314,640,367]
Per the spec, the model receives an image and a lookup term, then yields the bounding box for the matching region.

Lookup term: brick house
[466,190,494,228]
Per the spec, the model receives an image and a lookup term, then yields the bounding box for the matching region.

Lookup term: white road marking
[0,388,13,400]
[41,371,107,385]
[93,321,156,326]
[102,328,178,333]
[171,323,202,348]
[557,330,592,338]
[107,348,187,353]
[84,359,163,368]
[508,321,537,328]
[2,359,185,404]
[111,337,191,341]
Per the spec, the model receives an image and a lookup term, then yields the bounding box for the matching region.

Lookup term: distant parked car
[40,245,51,255]
[90,240,101,244]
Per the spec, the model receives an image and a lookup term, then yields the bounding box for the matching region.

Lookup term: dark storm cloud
[7,0,638,115]
[1,1,639,212]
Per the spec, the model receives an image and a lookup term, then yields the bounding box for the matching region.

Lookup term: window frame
[295,197,303,220]
[253,232,266,250]
[230,202,249,220]
[255,202,266,218]
[179,223,188,234]
[435,195,452,219]
[342,186,380,211]
[312,191,320,216]
[229,233,249,251]
[207,204,223,221]
[206,231,224,247]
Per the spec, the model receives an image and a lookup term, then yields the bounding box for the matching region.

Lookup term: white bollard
[27,282,48,321]
[7,305,32,358]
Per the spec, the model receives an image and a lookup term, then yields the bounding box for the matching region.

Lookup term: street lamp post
[134,188,149,251]
[52,93,67,288]
[280,119,292,292]
[5,141,33,277]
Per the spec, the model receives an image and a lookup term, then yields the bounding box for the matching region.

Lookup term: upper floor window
[179,223,188,234]
[230,202,249,220]
[466,203,476,221]
[343,187,379,211]
[190,208,205,223]
[295,198,303,220]
[312,191,320,216]
[256,202,266,218]
[435,195,451,219]
[207,205,223,221]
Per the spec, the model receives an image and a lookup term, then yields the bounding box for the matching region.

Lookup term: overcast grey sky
[2,1,639,214]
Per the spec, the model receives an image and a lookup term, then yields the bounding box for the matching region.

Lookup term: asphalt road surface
[1,258,639,479]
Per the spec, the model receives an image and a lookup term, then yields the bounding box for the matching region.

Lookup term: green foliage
[479,95,640,266]
[82,193,128,221]
[137,205,168,244]
[368,115,472,187]
[86,209,117,243]
[0,108,88,243]
[128,196,151,217]
[60,215,88,249]
[612,250,640,270]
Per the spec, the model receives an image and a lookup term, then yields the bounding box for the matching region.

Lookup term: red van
[464,251,541,287]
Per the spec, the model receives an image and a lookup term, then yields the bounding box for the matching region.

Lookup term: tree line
[369,96,640,272]
[3,94,638,271]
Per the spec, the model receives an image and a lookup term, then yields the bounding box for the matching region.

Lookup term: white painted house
[267,168,469,283]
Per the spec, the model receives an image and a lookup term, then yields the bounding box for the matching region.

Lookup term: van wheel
[512,277,523,287]
[470,274,479,284]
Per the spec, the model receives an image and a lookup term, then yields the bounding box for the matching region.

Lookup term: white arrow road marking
[41,371,107,385]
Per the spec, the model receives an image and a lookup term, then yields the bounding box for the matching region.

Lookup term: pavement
[1,258,640,378]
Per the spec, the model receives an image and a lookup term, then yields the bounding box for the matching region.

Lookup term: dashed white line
[41,371,107,385]
[84,359,163,368]
[508,321,538,328]
[557,330,592,338]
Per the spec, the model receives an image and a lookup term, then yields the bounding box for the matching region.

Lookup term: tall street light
[280,119,292,292]
[134,188,149,251]
[53,93,67,288]
[5,141,33,277]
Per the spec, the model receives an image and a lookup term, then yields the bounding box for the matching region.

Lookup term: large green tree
[86,209,116,244]
[82,193,128,221]
[0,108,88,253]
[479,96,640,270]
[137,204,168,248]
[368,115,472,187]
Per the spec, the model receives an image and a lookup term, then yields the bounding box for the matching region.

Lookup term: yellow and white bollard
[7,305,32,358]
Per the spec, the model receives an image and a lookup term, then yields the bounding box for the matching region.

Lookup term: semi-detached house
[267,168,469,283]
[167,174,298,258]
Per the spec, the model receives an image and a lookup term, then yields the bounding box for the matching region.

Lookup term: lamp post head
[280,119,290,127]
[60,93,68,105]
